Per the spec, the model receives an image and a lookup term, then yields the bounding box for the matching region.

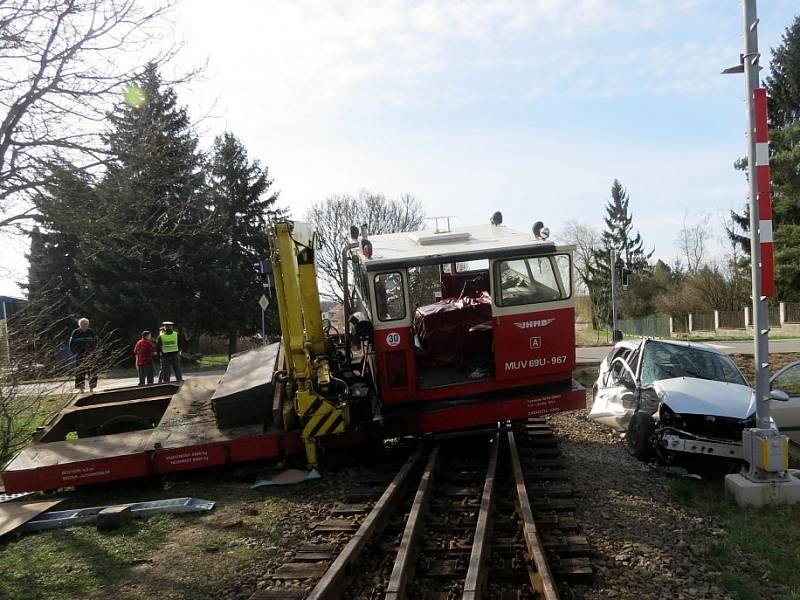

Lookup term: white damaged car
[589,338,797,463]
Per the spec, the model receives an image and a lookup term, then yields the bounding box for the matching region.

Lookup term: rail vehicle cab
[348,221,576,408]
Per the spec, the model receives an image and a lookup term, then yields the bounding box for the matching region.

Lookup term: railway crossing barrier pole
[723,0,800,505]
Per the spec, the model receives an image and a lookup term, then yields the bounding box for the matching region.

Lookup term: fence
[617,317,670,338]
[786,303,800,323]
[671,315,689,334]
[692,312,715,332]
[769,306,782,328]
[718,310,745,329]
[665,302,800,337]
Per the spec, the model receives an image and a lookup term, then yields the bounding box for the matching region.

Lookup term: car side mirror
[770,389,790,402]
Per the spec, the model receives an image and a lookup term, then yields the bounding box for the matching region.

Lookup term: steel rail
[306,445,425,600]
[385,445,440,600]
[507,428,560,600]
[462,431,500,600]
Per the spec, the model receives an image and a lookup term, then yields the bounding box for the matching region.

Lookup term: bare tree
[676,211,710,274]
[561,220,600,294]
[1,293,126,463]
[0,0,192,231]
[560,220,609,339]
[306,190,425,303]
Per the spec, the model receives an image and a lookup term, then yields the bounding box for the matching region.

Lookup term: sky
[1,0,799,298]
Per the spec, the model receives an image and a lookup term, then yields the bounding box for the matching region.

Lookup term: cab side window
[374,272,406,321]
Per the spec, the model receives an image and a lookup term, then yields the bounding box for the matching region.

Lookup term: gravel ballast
[549,402,783,600]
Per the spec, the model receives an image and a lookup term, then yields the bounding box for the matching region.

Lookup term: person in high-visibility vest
[156,321,184,383]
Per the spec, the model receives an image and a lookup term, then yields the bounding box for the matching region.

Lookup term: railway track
[250,418,592,600]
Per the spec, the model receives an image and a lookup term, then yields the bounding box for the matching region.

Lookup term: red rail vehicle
[2,215,584,493]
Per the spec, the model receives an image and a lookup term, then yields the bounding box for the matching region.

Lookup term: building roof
[356,224,573,271]
[0,296,26,320]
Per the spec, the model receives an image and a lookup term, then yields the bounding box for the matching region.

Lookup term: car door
[770,361,800,443]
[589,354,639,431]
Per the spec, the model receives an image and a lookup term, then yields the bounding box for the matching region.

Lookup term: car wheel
[627,411,655,461]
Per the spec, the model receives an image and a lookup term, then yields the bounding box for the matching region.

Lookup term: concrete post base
[725,472,800,507]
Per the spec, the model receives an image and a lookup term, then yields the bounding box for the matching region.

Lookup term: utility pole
[609,249,619,342]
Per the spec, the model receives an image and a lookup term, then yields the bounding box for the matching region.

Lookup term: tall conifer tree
[589,179,653,326]
[80,63,208,339]
[205,132,282,354]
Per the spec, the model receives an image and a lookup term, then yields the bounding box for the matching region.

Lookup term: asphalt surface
[576,338,800,365]
[14,369,226,397]
[13,339,800,395]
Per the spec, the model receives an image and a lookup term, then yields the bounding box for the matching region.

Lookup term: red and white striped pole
[753,87,774,297]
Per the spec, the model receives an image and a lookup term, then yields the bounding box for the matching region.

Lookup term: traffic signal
[621,266,632,290]
[257,259,274,296]
[615,257,632,290]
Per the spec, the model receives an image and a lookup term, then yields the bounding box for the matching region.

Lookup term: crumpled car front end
[652,378,758,461]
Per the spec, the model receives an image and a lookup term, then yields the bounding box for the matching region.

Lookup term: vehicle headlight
[660,403,681,426]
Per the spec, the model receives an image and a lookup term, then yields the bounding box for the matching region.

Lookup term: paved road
[576,338,800,365]
[15,370,225,397]
[15,339,800,393]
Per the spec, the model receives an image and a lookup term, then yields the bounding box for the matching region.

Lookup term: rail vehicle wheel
[627,411,655,461]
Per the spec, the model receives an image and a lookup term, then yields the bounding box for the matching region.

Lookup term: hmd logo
[513,318,555,329]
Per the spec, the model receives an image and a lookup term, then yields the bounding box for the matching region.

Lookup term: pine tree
[599,179,652,270]
[205,132,282,355]
[766,16,800,128]
[79,63,208,340]
[589,179,653,326]
[25,165,98,336]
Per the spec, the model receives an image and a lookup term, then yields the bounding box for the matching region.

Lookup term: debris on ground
[22,497,215,532]
[0,498,63,538]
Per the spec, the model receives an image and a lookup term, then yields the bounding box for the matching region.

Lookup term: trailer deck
[3,377,302,493]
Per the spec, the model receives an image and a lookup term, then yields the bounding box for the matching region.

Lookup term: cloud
[175,0,743,122]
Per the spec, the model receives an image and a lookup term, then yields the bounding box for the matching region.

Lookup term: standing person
[157,321,184,383]
[133,331,157,385]
[69,317,98,392]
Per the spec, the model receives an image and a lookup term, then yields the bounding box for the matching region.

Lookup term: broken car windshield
[639,342,747,388]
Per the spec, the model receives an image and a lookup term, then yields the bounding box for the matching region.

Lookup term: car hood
[653,377,755,419]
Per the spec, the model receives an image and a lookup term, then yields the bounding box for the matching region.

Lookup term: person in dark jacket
[69,317,98,392]
[156,321,184,383]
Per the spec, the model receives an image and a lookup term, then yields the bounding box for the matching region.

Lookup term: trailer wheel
[627,411,655,461]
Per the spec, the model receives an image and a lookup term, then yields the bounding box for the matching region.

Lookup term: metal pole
[742,0,770,430]
[610,249,618,340]
[261,308,266,344]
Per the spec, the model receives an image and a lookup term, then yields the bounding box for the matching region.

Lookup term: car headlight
[660,403,681,426]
